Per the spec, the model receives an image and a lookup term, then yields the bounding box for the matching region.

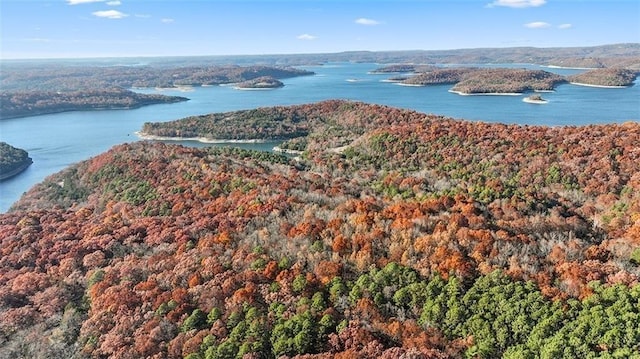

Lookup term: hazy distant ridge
[2,43,638,68]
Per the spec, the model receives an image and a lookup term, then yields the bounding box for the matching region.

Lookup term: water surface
[1,62,638,212]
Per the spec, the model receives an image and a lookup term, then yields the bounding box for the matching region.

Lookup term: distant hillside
[369,64,436,74]
[2,43,637,68]
[0,64,312,119]
[3,100,639,358]
[167,43,640,69]
[0,65,314,92]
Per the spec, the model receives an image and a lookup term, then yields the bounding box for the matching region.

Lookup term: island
[0,142,33,180]
[381,63,638,95]
[139,105,312,141]
[3,100,640,358]
[0,89,189,120]
[449,68,567,94]
[383,67,568,94]
[400,67,479,86]
[522,94,548,104]
[567,68,638,88]
[233,76,284,90]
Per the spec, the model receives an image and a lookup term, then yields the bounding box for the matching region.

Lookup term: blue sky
[1,0,639,59]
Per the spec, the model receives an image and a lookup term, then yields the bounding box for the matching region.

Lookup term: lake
[1,62,639,212]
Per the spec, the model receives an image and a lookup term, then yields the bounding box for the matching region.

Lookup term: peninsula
[139,105,312,141]
[0,142,33,180]
[0,89,188,120]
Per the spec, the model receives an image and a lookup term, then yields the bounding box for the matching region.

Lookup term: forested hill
[378,67,638,91]
[2,101,640,358]
[567,68,639,87]
[0,64,313,119]
[0,65,314,92]
[0,142,33,180]
[0,89,188,120]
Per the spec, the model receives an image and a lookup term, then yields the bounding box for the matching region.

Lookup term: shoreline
[0,159,33,181]
[569,82,629,89]
[233,86,279,91]
[272,146,304,155]
[153,85,195,92]
[0,99,189,120]
[367,71,403,75]
[543,65,599,70]
[448,89,522,96]
[395,83,425,87]
[135,132,268,144]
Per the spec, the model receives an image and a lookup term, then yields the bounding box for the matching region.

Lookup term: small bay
[1,62,638,212]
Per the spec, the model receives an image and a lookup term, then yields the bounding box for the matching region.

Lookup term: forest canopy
[1,101,639,358]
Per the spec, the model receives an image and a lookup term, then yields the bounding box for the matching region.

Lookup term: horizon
[1,42,639,62]
[2,0,639,60]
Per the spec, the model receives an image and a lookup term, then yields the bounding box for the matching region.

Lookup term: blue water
[1,62,638,212]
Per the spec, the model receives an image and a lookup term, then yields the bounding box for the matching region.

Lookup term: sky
[1,0,639,59]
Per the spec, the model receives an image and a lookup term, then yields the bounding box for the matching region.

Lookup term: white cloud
[355,18,381,26]
[297,34,317,40]
[92,10,128,19]
[525,21,551,28]
[558,23,572,29]
[67,0,104,4]
[161,18,174,24]
[106,0,121,5]
[487,0,546,8]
